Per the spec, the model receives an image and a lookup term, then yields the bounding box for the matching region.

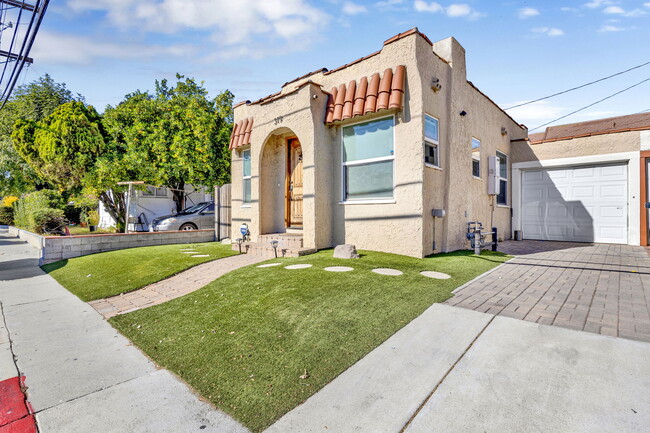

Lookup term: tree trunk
[99,190,126,231]
[170,181,185,213]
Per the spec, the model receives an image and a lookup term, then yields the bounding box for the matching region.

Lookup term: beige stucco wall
[230,32,526,257]
[511,130,641,163]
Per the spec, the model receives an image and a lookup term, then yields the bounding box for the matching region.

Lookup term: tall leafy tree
[0,74,82,195]
[103,74,233,212]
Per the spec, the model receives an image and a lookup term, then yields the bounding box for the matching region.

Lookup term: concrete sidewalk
[266,303,650,432]
[0,229,249,433]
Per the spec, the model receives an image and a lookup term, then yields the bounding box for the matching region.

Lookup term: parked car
[151,202,215,231]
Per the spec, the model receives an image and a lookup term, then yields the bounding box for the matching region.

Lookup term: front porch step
[258,233,304,249]
[232,242,316,258]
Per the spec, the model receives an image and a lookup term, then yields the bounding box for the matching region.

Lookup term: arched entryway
[260,129,303,234]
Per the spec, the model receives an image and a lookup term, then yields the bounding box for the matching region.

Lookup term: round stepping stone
[285,264,313,270]
[181,251,199,254]
[372,268,403,276]
[324,266,354,272]
[257,263,282,268]
[420,271,451,279]
[191,254,209,258]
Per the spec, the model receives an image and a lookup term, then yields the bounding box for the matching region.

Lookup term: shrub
[32,208,66,235]
[0,206,14,225]
[14,189,65,231]
[87,210,99,226]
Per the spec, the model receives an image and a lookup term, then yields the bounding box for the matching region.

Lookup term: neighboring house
[511,112,650,246]
[229,28,527,257]
[98,185,213,231]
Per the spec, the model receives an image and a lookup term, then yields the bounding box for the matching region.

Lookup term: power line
[505,60,650,110]
[529,76,650,132]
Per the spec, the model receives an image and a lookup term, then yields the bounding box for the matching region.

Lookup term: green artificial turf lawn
[43,242,238,301]
[110,249,509,432]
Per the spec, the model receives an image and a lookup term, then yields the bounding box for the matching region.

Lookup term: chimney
[431,37,466,80]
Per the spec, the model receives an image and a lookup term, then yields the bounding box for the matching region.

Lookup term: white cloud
[65,0,330,56]
[342,1,368,15]
[31,30,196,64]
[561,7,579,12]
[414,0,442,13]
[506,100,565,124]
[532,27,564,37]
[599,24,625,31]
[414,1,482,19]
[583,0,613,9]
[518,7,540,19]
[603,6,625,14]
[645,2,650,7]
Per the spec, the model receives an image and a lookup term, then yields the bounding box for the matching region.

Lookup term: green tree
[0,74,82,195]
[103,74,233,212]
[12,101,106,192]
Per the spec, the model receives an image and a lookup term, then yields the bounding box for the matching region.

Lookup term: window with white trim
[496,151,507,205]
[142,186,168,197]
[242,149,251,205]
[342,116,394,201]
[424,115,439,167]
[471,137,481,178]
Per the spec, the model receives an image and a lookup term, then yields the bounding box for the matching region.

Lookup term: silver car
[151,202,215,231]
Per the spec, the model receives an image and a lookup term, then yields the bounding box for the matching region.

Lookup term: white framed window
[242,149,251,205]
[471,137,481,178]
[424,115,439,168]
[496,151,508,205]
[342,116,395,202]
[142,186,168,198]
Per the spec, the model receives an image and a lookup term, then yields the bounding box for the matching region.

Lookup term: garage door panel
[522,164,627,244]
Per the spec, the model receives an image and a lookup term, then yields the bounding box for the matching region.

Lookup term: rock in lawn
[333,244,360,259]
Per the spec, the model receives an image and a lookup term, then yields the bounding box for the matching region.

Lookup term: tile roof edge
[528,125,650,144]
[233,100,250,109]
[283,68,328,87]
[383,27,433,47]
[466,80,526,132]
[258,81,322,106]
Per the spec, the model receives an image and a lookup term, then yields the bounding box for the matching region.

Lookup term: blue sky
[25,0,650,131]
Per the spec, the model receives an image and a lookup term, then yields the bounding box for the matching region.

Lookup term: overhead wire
[504,60,650,110]
[529,76,650,132]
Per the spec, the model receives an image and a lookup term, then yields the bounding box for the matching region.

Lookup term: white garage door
[522,164,628,244]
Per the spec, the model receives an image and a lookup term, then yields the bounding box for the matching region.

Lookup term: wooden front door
[286,138,303,227]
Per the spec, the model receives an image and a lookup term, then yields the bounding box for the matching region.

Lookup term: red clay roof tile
[529,112,650,144]
[229,117,254,150]
[325,66,405,124]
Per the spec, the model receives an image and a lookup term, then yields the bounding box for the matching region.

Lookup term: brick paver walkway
[90,253,266,318]
[446,240,650,343]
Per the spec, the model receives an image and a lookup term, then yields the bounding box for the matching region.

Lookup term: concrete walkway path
[90,253,266,318]
[0,230,249,433]
[265,303,650,433]
[447,241,650,342]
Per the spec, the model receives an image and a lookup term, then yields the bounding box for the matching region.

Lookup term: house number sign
[274,116,284,125]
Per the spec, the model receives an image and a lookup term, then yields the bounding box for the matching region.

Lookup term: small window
[471,137,481,178]
[242,150,251,204]
[496,151,508,205]
[424,115,439,167]
[142,186,168,197]
[342,117,394,201]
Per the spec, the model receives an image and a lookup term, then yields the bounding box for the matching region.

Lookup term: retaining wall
[6,227,216,265]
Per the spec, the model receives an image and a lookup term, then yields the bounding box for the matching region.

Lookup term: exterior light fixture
[501,127,508,136]
[431,77,441,92]
[236,238,243,254]
[270,240,279,258]
[459,110,467,117]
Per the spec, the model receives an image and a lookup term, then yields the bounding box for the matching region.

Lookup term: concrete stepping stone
[420,271,451,279]
[181,251,199,254]
[324,266,354,272]
[285,264,313,270]
[257,263,282,268]
[191,255,209,258]
[372,268,403,276]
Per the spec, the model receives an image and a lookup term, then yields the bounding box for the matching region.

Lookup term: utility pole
[116,181,145,233]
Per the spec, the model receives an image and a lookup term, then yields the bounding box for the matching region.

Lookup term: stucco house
[511,112,650,246]
[228,28,527,258]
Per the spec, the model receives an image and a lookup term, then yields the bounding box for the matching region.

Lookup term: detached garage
[511,112,649,247]
[521,164,628,244]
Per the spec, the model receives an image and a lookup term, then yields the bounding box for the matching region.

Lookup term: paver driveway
[446,240,650,342]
